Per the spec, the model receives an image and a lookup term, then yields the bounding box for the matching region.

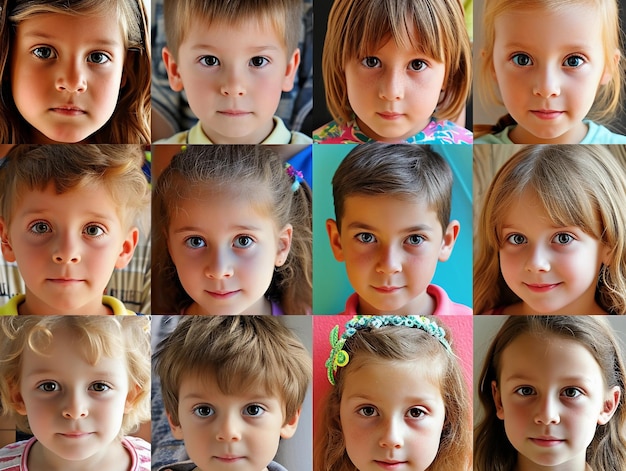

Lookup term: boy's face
[162,17,300,144]
[11,12,127,143]
[0,182,138,314]
[168,373,300,471]
[10,327,137,466]
[326,194,458,315]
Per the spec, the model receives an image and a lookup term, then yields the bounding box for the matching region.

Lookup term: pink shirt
[342,284,472,315]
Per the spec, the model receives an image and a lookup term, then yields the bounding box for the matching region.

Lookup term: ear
[9,382,27,416]
[166,411,185,440]
[281,48,301,93]
[115,227,139,269]
[326,219,345,262]
[491,380,505,420]
[275,223,293,267]
[162,46,185,92]
[438,220,460,262]
[0,217,15,263]
[598,386,621,425]
[124,383,141,414]
[600,49,620,86]
[280,407,301,439]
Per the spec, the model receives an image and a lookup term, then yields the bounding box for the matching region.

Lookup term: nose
[56,59,87,93]
[533,65,560,98]
[376,244,402,275]
[534,395,560,425]
[63,390,89,419]
[524,243,550,273]
[52,233,81,264]
[220,65,246,97]
[379,416,404,449]
[204,247,234,279]
[379,67,405,101]
[216,412,242,442]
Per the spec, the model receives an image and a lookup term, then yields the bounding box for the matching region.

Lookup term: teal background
[312,144,473,314]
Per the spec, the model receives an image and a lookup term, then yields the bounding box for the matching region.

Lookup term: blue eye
[200,55,220,67]
[233,235,254,249]
[405,234,424,246]
[87,52,110,64]
[361,57,381,68]
[32,46,55,60]
[185,236,206,249]
[563,56,584,68]
[355,233,376,244]
[511,53,532,67]
[506,233,526,245]
[553,233,574,245]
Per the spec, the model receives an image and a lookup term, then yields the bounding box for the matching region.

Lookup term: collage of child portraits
[1,0,626,470]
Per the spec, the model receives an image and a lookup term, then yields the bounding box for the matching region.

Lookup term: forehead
[341,194,440,228]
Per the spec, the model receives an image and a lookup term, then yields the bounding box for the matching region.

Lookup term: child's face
[344,25,446,142]
[10,327,136,467]
[340,358,446,471]
[162,18,300,144]
[327,194,458,315]
[168,373,299,471]
[0,182,138,315]
[491,5,613,144]
[166,191,292,315]
[498,191,610,314]
[492,333,620,470]
[10,12,127,143]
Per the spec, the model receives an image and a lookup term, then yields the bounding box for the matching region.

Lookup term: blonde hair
[0,144,150,230]
[152,145,312,315]
[479,0,624,128]
[0,0,151,143]
[474,145,626,314]
[322,0,471,125]
[0,315,151,436]
[153,316,311,426]
[475,316,626,471]
[314,318,471,471]
[163,0,302,59]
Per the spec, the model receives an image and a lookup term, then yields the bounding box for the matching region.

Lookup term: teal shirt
[474,120,626,144]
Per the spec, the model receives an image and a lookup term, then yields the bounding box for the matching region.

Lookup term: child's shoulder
[0,438,36,470]
[412,119,472,144]
[428,284,473,315]
[312,119,368,144]
[123,436,151,471]
[473,126,514,144]
[581,120,626,144]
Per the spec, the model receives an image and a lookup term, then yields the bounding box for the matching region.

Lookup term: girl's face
[498,191,610,314]
[166,190,292,315]
[345,23,446,143]
[11,327,136,469]
[339,358,446,471]
[491,5,613,144]
[11,12,127,143]
[492,333,620,471]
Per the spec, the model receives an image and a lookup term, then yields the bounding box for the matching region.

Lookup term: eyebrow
[502,374,594,385]
[18,209,118,223]
[189,44,282,53]
[172,224,263,234]
[20,31,122,48]
[346,222,435,233]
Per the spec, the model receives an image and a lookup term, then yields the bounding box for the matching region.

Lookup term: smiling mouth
[524,283,561,292]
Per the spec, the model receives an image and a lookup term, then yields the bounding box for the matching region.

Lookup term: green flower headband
[325,315,452,385]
